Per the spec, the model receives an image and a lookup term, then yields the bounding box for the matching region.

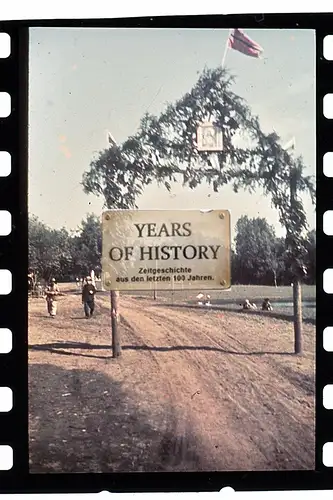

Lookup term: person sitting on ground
[196,292,204,305]
[205,294,211,306]
[242,299,257,310]
[82,276,97,319]
[262,298,273,311]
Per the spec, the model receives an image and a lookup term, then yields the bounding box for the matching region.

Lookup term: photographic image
[28,27,315,473]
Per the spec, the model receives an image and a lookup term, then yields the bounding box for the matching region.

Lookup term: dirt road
[29,290,315,472]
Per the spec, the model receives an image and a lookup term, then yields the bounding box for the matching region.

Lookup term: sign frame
[196,121,224,152]
[102,209,231,292]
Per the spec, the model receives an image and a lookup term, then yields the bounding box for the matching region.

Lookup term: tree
[274,236,290,286]
[28,215,72,281]
[234,216,284,286]
[29,214,103,281]
[231,248,241,285]
[303,229,316,285]
[70,214,102,278]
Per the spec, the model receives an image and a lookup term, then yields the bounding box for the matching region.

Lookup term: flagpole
[221,29,232,68]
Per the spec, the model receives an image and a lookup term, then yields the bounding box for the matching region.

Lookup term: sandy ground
[29,288,315,473]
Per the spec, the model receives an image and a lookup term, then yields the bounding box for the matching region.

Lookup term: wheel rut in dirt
[29,291,315,472]
[118,295,315,470]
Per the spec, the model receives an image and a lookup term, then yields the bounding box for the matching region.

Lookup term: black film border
[0,13,330,493]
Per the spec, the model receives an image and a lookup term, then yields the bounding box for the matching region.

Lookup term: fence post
[110,290,121,357]
[290,167,303,355]
[293,278,303,354]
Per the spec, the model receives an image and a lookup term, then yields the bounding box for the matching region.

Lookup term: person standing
[45,278,60,318]
[82,276,97,319]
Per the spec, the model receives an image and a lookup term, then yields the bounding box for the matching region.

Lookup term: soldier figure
[45,278,60,318]
[82,276,97,319]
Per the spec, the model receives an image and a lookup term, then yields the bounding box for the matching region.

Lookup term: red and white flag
[228,29,263,58]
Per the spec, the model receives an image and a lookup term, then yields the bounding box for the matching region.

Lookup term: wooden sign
[102,209,231,291]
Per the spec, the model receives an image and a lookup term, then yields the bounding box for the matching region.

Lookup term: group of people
[44,276,97,319]
[42,276,274,318]
[194,292,273,311]
[242,298,273,311]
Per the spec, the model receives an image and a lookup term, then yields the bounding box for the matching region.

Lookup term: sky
[28,28,315,239]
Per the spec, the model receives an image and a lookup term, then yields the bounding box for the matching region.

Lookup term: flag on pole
[106,129,117,148]
[228,29,263,58]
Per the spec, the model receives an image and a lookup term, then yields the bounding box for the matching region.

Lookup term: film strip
[0,14,330,494]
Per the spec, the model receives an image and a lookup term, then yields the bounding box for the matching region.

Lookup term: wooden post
[172,274,174,305]
[293,278,303,354]
[110,290,121,358]
[290,167,303,355]
[153,260,157,300]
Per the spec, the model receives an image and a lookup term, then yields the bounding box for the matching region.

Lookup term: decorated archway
[83,67,315,354]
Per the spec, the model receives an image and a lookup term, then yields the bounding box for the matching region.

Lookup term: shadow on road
[29,340,294,358]
[29,363,202,473]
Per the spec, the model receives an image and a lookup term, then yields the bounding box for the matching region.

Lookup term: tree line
[28,213,315,286]
[232,215,315,286]
[28,214,102,283]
